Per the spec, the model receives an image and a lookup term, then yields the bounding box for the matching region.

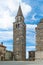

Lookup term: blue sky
[0,0,43,58]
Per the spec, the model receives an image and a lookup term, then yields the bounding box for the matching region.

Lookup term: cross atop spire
[16,5,23,17]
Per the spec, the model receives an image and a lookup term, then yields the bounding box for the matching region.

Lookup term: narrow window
[16,24,17,28]
[18,24,20,28]
[16,24,20,28]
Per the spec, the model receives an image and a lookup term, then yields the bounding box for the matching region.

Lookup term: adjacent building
[13,5,26,61]
[5,50,13,61]
[0,42,13,61]
[29,51,35,61]
[0,42,6,61]
[35,19,43,60]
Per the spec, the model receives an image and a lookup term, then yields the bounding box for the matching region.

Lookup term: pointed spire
[16,5,23,17]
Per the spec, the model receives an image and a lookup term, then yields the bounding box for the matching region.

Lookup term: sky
[0,0,43,58]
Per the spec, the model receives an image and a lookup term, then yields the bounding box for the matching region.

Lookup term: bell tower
[13,5,26,61]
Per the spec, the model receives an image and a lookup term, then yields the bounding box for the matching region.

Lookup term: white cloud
[21,3,32,16]
[0,31,13,41]
[31,13,37,20]
[0,0,32,30]
[26,24,37,31]
[0,11,14,29]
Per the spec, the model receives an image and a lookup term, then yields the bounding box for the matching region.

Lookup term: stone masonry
[35,19,43,60]
[13,5,26,61]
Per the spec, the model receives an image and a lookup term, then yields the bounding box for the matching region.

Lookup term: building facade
[0,42,13,61]
[5,50,13,61]
[35,19,43,60]
[0,42,6,61]
[13,5,26,61]
[29,51,35,61]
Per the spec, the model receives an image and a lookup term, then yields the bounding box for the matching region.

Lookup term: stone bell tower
[13,5,26,61]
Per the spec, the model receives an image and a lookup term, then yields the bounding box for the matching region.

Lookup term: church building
[13,5,26,61]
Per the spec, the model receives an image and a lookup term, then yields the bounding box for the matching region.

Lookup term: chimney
[1,42,3,45]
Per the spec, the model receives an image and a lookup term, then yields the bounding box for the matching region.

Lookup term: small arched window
[16,24,17,28]
[16,24,20,28]
[18,24,20,28]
